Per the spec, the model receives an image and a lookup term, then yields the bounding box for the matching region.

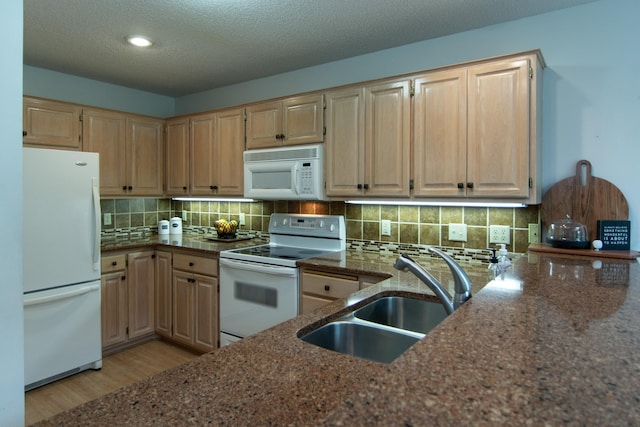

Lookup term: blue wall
[22,0,640,249]
[176,0,640,250]
[24,65,175,118]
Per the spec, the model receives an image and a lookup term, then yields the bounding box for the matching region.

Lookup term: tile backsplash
[100,198,540,254]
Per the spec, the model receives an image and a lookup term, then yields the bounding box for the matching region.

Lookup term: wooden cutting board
[540,160,629,242]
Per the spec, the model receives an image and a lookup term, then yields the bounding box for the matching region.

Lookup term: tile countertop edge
[46,242,640,425]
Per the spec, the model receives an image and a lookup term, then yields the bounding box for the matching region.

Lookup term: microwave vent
[244,145,321,162]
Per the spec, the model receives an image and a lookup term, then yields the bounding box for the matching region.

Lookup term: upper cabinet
[83,108,163,197]
[23,97,82,150]
[245,94,324,149]
[325,79,411,198]
[413,51,543,203]
[165,107,244,197]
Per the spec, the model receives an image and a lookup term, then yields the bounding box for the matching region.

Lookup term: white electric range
[219,213,346,346]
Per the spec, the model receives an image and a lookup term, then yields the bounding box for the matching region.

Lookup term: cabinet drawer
[302,271,358,299]
[173,253,218,276]
[101,254,126,273]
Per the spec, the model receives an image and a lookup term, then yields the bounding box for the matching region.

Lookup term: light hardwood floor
[25,339,200,426]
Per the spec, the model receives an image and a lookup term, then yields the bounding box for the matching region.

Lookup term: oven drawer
[173,253,218,276]
[301,271,358,299]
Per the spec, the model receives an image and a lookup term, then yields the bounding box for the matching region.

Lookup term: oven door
[219,258,299,343]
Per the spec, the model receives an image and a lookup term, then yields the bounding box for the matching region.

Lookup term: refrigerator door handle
[92,177,100,271]
[24,283,100,307]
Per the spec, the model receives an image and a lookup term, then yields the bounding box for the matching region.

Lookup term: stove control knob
[319,220,325,228]
[282,218,288,226]
[330,224,336,232]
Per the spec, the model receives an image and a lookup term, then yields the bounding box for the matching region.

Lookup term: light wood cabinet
[101,251,156,352]
[154,250,173,338]
[190,108,244,196]
[300,269,385,314]
[413,52,543,202]
[83,108,163,196]
[101,255,127,348]
[325,79,411,198]
[245,94,324,149]
[165,117,190,195]
[170,252,219,352]
[23,97,82,150]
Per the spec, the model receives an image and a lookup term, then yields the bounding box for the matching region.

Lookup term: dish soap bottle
[497,244,511,274]
[487,247,499,279]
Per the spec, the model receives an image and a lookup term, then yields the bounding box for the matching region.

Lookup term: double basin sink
[299,294,448,364]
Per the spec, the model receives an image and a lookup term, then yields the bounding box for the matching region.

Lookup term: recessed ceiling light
[126,35,154,47]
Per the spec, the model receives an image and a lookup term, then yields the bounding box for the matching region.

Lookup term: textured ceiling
[24,0,597,97]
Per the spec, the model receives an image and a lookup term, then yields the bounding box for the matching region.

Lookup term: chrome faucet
[393,248,472,315]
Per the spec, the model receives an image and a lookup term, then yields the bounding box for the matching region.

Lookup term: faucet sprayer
[393,248,472,315]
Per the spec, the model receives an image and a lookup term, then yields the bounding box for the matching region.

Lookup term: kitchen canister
[170,217,183,234]
[158,220,170,235]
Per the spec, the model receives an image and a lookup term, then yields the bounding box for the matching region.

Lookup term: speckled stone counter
[37,248,640,426]
[100,233,265,255]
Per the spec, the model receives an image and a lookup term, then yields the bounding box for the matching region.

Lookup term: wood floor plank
[25,339,200,426]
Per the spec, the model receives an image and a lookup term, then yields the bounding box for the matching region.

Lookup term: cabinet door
[325,87,365,197]
[214,108,245,195]
[245,101,282,149]
[194,273,218,351]
[165,117,190,195]
[101,271,127,348]
[155,251,173,338]
[282,94,324,146]
[190,113,217,195]
[127,251,155,340]
[172,270,195,346]
[413,68,468,197]
[83,108,127,196]
[126,116,164,196]
[364,80,411,197]
[467,58,530,198]
[23,97,82,150]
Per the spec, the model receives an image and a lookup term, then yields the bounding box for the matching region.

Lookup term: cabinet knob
[280,133,285,139]
[23,131,27,137]
[324,285,331,291]
[189,262,194,266]
[128,186,133,191]
[111,261,118,266]
[363,184,369,190]
[467,182,474,189]
[183,186,187,190]
[357,184,363,189]
[457,183,464,189]
[121,276,126,281]
[122,186,128,191]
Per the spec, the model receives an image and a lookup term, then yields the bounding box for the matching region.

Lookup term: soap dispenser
[487,247,499,279]
[497,244,511,274]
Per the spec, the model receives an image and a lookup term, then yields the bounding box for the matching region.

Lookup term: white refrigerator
[23,147,102,391]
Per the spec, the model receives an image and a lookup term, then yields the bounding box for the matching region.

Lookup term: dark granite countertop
[40,241,640,426]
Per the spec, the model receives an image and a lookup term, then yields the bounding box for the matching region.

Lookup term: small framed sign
[597,220,631,250]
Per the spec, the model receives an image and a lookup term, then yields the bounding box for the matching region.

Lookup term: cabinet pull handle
[128,186,133,191]
[363,184,369,190]
[111,261,117,266]
[457,183,464,189]
[324,285,330,291]
[121,276,126,281]
[357,184,362,189]
[189,262,194,266]
[122,186,127,191]
[23,131,27,136]
[467,182,474,189]
[183,186,187,190]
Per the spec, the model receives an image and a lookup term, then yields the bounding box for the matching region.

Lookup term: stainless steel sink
[354,296,447,335]
[299,320,421,364]
[299,294,449,364]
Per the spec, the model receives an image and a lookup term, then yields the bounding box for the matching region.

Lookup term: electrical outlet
[239,213,246,226]
[103,213,112,226]
[448,223,467,242]
[528,223,540,243]
[381,220,391,236]
[182,209,188,222]
[489,225,510,244]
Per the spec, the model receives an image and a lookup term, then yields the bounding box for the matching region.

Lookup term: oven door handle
[220,258,298,277]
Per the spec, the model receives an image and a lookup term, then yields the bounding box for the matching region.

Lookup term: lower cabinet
[300,269,386,314]
[155,250,219,353]
[101,250,155,352]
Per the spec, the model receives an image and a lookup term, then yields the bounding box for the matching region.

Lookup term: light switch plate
[239,213,246,226]
[381,220,391,236]
[528,223,540,243]
[103,213,112,226]
[448,223,467,241]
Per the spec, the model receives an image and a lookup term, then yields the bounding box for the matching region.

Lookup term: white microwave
[243,144,324,200]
